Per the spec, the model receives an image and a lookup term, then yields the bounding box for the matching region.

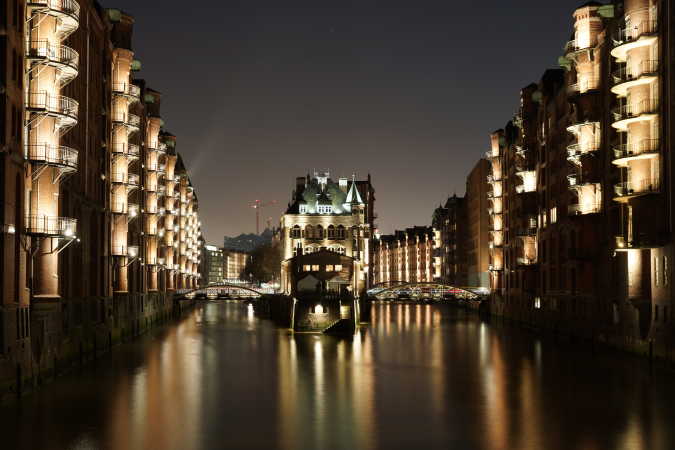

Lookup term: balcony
[127,174,140,193]
[112,82,141,102]
[26,143,78,172]
[26,40,79,85]
[111,200,128,214]
[25,215,77,238]
[566,142,600,162]
[611,99,659,130]
[516,257,537,267]
[515,227,537,238]
[27,0,80,38]
[611,60,659,96]
[614,179,660,202]
[26,91,78,129]
[612,139,660,166]
[564,39,594,57]
[567,77,599,96]
[110,171,127,184]
[568,202,601,216]
[128,203,140,220]
[127,144,140,160]
[611,20,659,61]
[111,112,140,134]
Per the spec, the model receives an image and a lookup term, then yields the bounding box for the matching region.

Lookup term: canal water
[3,301,675,450]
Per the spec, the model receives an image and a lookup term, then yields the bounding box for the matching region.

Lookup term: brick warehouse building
[486,0,675,359]
[0,2,203,398]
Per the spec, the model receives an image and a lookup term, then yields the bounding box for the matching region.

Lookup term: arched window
[329,246,346,255]
[327,225,336,239]
[305,225,314,239]
[290,225,301,239]
[337,225,345,239]
[305,246,317,254]
[316,225,324,239]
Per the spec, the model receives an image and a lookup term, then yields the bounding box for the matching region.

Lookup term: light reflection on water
[2,301,675,450]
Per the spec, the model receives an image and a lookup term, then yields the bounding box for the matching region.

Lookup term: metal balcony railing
[128,203,140,218]
[564,39,595,55]
[567,76,600,95]
[26,91,79,121]
[111,200,128,214]
[28,0,80,16]
[614,20,658,47]
[111,243,127,256]
[110,172,127,184]
[612,98,659,123]
[26,143,78,170]
[111,82,141,100]
[614,179,660,198]
[568,202,600,216]
[25,215,77,237]
[613,139,660,160]
[612,60,659,85]
[111,112,141,129]
[517,257,537,266]
[27,1,80,36]
[127,173,140,187]
[26,40,79,72]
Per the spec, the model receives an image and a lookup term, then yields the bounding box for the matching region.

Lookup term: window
[290,225,301,239]
[550,207,557,224]
[326,265,334,272]
[654,256,659,287]
[304,225,314,239]
[664,256,669,286]
[337,225,346,239]
[303,265,311,272]
[327,225,336,239]
[334,264,343,272]
[311,265,320,272]
[299,204,308,214]
[316,225,324,239]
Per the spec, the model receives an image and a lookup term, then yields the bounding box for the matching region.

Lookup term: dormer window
[317,205,332,214]
[299,204,308,214]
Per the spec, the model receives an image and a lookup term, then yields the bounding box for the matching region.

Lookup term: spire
[346,179,364,205]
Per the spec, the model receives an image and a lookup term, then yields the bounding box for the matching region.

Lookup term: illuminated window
[534,297,541,309]
[303,265,311,272]
[326,265,334,272]
[334,264,343,271]
[550,207,557,224]
[311,265,320,271]
[290,225,301,239]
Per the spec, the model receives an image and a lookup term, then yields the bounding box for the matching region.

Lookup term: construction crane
[250,200,277,235]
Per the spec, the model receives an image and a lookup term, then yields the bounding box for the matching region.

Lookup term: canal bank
[0,293,196,405]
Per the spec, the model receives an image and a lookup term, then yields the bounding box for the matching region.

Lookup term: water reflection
[2,301,675,450]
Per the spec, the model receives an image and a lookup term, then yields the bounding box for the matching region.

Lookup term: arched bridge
[367,281,482,301]
[177,283,274,299]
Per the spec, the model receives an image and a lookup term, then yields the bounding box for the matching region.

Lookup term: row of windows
[302,264,343,272]
[290,224,348,239]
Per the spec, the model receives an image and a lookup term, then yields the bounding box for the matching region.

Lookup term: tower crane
[250,200,277,235]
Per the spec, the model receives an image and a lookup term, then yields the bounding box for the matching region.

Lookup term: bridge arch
[178,283,268,298]
[367,282,480,300]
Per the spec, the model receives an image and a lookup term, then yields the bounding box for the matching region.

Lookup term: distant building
[223,249,249,281]
[466,159,491,288]
[223,230,273,253]
[373,227,435,284]
[200,245,224,286]
[432,196,468,286]
[279,171,375,293]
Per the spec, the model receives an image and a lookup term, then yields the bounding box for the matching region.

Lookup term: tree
[242,242,281,284]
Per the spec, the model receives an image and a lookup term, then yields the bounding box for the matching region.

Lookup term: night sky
[103,0,584,244]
